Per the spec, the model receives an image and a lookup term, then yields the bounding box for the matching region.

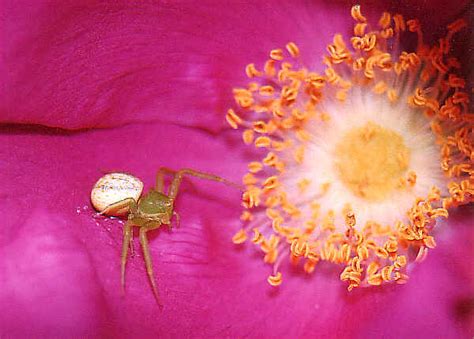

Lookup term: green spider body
[131,190,173,227]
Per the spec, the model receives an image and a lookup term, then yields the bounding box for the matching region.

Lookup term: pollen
[227,6,472,291]
[334,122,410,201]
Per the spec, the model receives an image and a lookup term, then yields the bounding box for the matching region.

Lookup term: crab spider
[91,168,240,306]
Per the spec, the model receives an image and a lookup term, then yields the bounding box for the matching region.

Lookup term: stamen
[225,109,242,129]
[351,5,367,23]
[232,229,247,244]
[248,161,263,173]
[286,42,300,58]
[270,49,284,61]
[242,129,254,145]
[379,12,391,29]
[255,136,271,148]
[245,63,262,78]
[268,272,283,286]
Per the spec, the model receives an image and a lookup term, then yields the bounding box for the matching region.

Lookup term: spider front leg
[158,167,240,200]
[172,211,180,229]
[139,225,162,307]
[156,167,181,193]
[99,198,139,294]
[121,220,133,293]
[99,197,138,217]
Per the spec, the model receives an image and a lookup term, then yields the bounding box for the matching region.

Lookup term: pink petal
[0,122,245,336]
[1,210,114,337]
[2,121,472,337]
[1,1,357,131]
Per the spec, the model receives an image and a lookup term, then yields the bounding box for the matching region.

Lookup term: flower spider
[91,167,240,306]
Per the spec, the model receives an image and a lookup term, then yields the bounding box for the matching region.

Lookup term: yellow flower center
[334,122,410,201]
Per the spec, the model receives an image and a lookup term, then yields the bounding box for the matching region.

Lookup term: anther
[245,63,261,78]
[253,121,268,134]
[232,229,248,244]
[378,12,391,29]
[407,171,417,187]
[252,229,264,244]
[259,85,275,97]
[242,130,254,145]
[345,211,356,228]
[394,255,407,268]
[351,5,367,23]
[393,14,406,32]
[248,162,263,173]
[354,23,367,36]
[447,19,467,34]
[267,272,283,286]
[263,176,279,190]
[394,272,409,284]
[407,19,420,32]
[423,236,437,249]
[264,60,276,77]
[357,245,369,260]
[240,210,253,221]
[286,42,300,58]
[297,178,311,192]
[226,109,243,129]
[255,136,272,148]
[270,49,284,61]
[381,265,394,282]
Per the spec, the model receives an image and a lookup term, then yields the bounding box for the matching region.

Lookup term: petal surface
[1,121,473,337]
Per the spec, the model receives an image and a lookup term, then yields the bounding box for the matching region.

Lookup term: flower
[227,4,473,292]
[0,1,472,338]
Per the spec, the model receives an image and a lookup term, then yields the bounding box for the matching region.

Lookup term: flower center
[334,122,410,201]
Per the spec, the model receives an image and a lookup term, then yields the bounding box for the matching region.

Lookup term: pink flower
[1,1,472,337]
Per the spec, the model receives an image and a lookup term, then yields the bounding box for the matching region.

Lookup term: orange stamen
[268,272,283,286]
[286,42,300,58]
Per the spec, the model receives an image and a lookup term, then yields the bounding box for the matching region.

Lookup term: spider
[91,167,240,306]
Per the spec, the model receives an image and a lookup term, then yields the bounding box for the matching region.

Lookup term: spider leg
[156,167,177,192]
[165,167,241,200]
[139,227,162,307]
[121,220,133,294]
[172,211,180,229]
[129,231,135,257]
[99,198,138,216]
